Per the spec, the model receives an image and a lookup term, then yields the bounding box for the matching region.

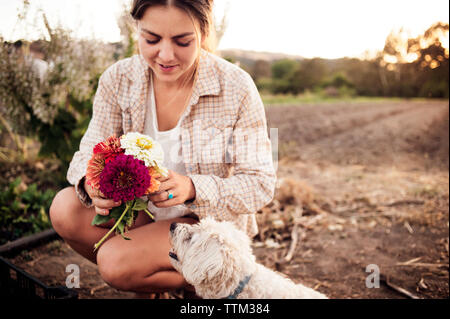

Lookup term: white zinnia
[120,132,169,177]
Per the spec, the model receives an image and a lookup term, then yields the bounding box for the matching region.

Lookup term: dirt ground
[8,99,449,299]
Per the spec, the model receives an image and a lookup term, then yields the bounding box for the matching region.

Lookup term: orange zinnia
[86,153,105,189]
[145,167,161,194]
[87,135,124,189]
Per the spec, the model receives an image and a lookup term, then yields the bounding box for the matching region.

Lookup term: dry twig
[404,221,414,234]
[398,257,423,265]
[90,283,109,295]
[283,207,303,262]
[395,257,448,269]
[380,274,421,299]
[284,224,299,262]
[395,262,449,269]
[384,200,425,207]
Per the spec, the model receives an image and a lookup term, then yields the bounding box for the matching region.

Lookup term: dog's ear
[182,235,231,286]
[201,236,236,285]
[204,246,226,282]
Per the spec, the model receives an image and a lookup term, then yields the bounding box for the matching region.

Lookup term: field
[9,99,449,299]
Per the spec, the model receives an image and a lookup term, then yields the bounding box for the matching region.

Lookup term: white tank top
[144,74,191,220]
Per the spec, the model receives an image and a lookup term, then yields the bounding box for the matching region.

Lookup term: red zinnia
[93,135,124,164]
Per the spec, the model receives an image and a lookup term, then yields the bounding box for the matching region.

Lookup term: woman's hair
[130,0,216,53]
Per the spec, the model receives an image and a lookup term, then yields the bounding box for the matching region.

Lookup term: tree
[271,59,299,80]
[415,42,449,98]
[378,22,449,97]
[252,59,271,81]
[290,58,327,93]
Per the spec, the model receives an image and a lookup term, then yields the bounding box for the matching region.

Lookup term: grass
[261,93,429,106]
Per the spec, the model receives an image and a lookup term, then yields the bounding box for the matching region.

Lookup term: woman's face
[137,5,202,86]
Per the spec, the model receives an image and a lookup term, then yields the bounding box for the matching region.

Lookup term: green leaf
[127,210,134,227]
[132,198,148,211]
[91,214,112,226]
[39,207,49,224]
[110,204,126,220]
[117,221,124,234]
[11,177,22,190]
[117,221,131,240]
[11,200,21,211]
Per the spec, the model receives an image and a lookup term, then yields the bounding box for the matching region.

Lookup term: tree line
[230,22,449,99]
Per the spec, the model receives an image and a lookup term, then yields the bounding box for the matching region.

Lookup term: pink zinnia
[99,154,151,202]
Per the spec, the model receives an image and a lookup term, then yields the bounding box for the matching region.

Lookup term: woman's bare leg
[50,186,198,293]
[49,187,151,264]
[96,217,198,293]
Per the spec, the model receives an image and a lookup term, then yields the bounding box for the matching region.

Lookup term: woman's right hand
[84,178,122,216]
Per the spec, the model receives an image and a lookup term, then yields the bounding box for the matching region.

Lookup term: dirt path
[266,100,449,170]
[8,99,449,299]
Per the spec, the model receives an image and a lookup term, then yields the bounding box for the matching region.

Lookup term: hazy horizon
[0,0,448,59]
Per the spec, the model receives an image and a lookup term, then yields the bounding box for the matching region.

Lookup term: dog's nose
[170,222,177,233]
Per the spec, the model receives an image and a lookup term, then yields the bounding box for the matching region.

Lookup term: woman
[50,0,276,297]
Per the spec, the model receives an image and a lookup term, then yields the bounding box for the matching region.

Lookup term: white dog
[169,217,327,299]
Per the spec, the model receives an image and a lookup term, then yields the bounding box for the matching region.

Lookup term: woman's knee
[96,218,198,292]
[97,247,184,292]
[49,187,82,240]
[96,243,140,291]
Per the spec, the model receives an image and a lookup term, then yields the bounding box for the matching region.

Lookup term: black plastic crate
[0,256,78,299]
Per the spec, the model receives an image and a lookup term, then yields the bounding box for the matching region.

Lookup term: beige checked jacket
[67,49,276,238]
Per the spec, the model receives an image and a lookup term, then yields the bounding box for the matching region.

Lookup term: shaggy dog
[169,217,327,299]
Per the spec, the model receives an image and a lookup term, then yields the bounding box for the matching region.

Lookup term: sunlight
[440,31,449,49]
[430,60,440,69]
[405,53,419,63]
[383,55,398,64]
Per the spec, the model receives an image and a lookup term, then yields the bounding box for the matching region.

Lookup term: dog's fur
[169,217,327,299]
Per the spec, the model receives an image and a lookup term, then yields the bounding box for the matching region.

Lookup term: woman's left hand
[147,170,196,207]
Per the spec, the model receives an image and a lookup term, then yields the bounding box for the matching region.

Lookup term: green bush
[0,177,55,245]
[321,73,354,89]
[255,77,274,93]
[419,79,449,98]
[271,59,299,80]
[269,78,292,95]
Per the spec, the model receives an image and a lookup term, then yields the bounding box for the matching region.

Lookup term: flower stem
[143,208,154,220]
[94,203,130,251]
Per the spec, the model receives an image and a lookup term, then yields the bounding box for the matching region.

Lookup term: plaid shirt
[67,49,276,238]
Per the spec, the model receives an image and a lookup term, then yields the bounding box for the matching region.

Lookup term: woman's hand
[84,178,122,216]
[147,170,196,208]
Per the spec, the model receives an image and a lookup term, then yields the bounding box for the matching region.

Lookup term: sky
[0,0,448,59]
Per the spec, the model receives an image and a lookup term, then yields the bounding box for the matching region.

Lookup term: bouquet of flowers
[86,132,168,251]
